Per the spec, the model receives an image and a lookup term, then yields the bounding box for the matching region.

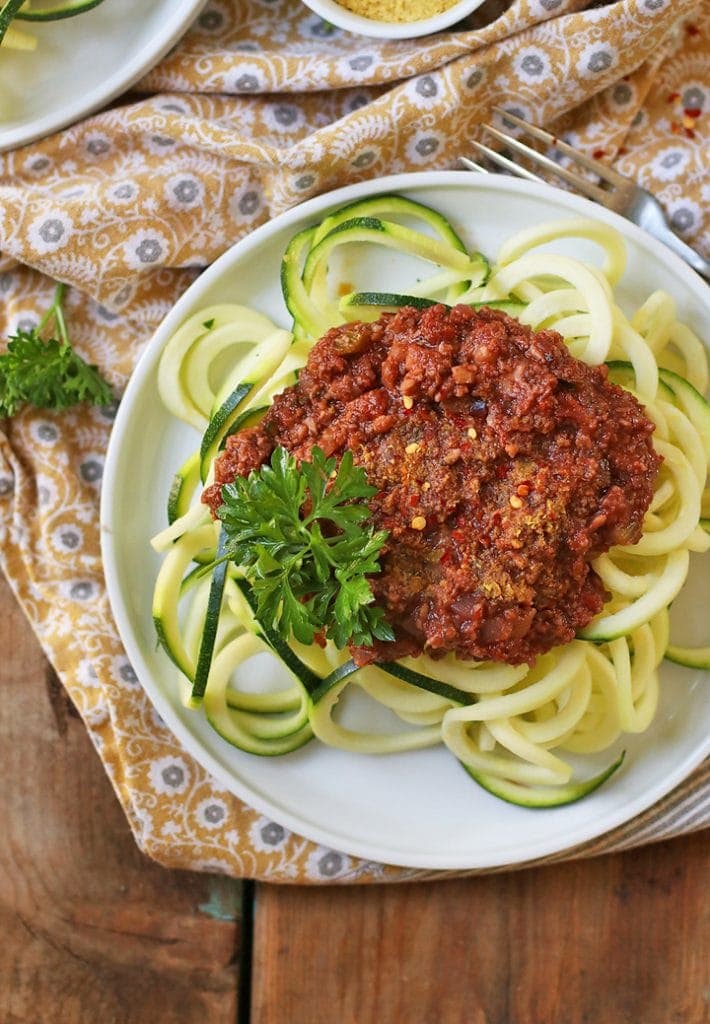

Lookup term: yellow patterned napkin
[0,0,707,883]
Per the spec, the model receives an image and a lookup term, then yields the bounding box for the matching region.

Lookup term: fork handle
[656,224,710,282]
[634,202,710,282]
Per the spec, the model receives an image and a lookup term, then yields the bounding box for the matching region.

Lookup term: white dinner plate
[101,172,710,869]
[0,0,206,152]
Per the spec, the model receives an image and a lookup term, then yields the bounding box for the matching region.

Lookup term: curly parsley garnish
[0,282,113,418]
[217,446,395,649]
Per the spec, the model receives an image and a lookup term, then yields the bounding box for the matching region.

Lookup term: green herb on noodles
[217,445,394,649]
[0,282,113,418]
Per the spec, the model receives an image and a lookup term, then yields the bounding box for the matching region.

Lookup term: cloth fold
[0,0,707,883]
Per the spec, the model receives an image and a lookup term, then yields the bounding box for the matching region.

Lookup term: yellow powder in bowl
[337,0,460,22]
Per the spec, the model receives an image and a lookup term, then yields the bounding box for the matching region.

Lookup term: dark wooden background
[1,574,708,1023]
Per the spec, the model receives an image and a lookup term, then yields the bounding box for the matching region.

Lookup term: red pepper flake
[618,146,628,156]
[686,23,700,36]
[439,549,453,566]
[495,463,509,479]
[409,493,419,507]
[670,122,682,135]
[667,92,681,103]
[592,149,607,160]
[685,128,696,140]
[684,108,702,119]
[451,528,466,544]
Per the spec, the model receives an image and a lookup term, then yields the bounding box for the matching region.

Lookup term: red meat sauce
[203,304,661,667]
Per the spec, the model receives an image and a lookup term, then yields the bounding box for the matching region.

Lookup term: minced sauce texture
[204,305,661,667]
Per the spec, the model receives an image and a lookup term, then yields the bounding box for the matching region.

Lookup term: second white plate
[0,0,206,152]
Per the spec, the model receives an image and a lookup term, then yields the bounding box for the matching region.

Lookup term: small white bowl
[300,0,487,40]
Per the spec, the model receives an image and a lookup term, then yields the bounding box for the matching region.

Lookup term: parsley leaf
[217,446,395,650]
[0,283,113,418]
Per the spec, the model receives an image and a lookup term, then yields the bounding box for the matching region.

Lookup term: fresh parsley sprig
[217,446,395,649]
[0,282,113,418]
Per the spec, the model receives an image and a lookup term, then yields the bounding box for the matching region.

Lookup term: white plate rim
[0,0,207,153]
[101,170,710,870]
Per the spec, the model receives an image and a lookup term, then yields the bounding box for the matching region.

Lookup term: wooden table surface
[1,571,708,1024]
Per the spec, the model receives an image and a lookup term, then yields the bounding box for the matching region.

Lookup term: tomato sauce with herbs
[204,305,661,666]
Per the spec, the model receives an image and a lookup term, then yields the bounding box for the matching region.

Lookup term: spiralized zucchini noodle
[151,195,709,807]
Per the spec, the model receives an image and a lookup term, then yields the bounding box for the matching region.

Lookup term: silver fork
[460,106,709,282]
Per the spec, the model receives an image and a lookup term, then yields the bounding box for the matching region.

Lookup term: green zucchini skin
[198,327,291,482]
[204,709,313,756]
[152,523,217,682]
[0,0,27,40]
[282,197,489,338]
[379,661,473,707]
[281,225,327,340]
[204,708,313,756]
[658,367,710,461]
[462,751,626,807]
[341,292,440,312]
[222,405,267,446]
[232,579,324,695]
[190,533,230,706]
[338,294,526,318]
[15,0,105,19]
[605,360,675,400]
[665,645,710,670]
[312,193,470,252]
[309,659,361,705]
[153,614,192,681]
[199,383,252,481]
[167,450,201,525]
[307,657,476,709]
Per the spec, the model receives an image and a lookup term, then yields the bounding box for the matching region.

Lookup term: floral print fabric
[0,0,707,883]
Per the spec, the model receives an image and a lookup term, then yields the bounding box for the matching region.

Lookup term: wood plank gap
[238,879,255,1024]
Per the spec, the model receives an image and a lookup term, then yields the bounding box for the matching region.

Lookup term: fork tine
[490,106,629,188]
[483,124,611,205]
[458,155,490,173]
[470,139,547,184]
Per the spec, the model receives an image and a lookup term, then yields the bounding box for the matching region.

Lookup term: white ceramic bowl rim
[0,0,206,153]
[300,0,486,40]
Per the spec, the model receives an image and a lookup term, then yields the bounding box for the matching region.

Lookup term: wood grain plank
[0,574,242,1024]
[252,833,709,1024]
